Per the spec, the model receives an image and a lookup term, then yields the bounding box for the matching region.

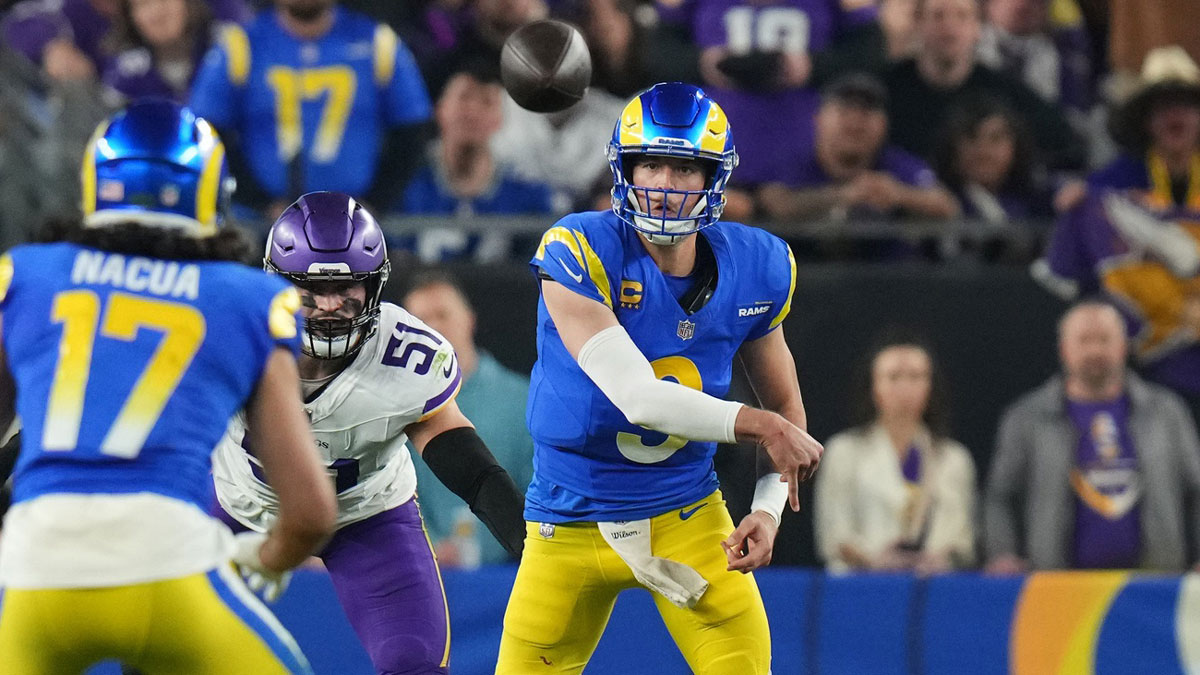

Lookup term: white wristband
[750,473,788,527]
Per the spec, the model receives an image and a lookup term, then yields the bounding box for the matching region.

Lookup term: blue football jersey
[525,210,797,522]
[0,243,302,511]
[189,8,431,198]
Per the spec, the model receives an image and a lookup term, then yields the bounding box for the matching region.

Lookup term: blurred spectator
[402,271,534,567]
[693,0,884,188]
[425,0,547,97]
[491,86,624,214]
[1107,0,1200,87]
[879,0,918,61]
[1,0,244,84]
[1089,47,1200,208]
[933,95,1053,225]
[976,0,1095,114]
[758,73,957,223]
[101,0,216,104]
[397,68,554,262]
[884,0,1084,172]
[815,332,976,574]
[1034,189,1200,422]
[189,0,432,221]
[568,0,700,98]
[984,300,1200,572]
[340,0,472,92]
[2,0,120,83]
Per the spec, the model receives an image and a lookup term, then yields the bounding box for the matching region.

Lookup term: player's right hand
[231,531,293,603]
[756,412,823,511]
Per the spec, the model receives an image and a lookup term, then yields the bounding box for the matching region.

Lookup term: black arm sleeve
[0,430,20,520]
[421,426,526,558]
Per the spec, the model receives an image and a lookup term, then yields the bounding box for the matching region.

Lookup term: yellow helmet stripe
[618,96,645,147]
[698,101,730,155]
[80,120,111,216]
[194,140,225,234]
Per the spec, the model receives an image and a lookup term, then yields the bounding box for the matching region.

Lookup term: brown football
[500,20,592,113]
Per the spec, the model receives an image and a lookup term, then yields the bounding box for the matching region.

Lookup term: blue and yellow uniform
[0,243,311,674]
[498,208,796,674]
[189,7,430,199]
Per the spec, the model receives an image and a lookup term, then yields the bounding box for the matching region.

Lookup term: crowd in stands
[2,0,1196,259]
[2,0,1200,573]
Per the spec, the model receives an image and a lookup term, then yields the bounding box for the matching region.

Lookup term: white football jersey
[212,303,462,531]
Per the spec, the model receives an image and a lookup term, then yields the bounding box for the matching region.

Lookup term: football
[500,20,592,113]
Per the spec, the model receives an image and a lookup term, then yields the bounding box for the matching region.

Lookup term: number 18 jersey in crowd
[212,302,461,532]
[0,242,301,588]
[526,210,797,523]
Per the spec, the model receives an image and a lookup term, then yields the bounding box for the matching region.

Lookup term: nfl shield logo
[539,522,555,539]
[677,319,695,340]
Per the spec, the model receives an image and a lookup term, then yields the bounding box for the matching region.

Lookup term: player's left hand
[722,511,778,574]
[232,531,293,603]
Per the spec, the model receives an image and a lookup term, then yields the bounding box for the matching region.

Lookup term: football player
[211,191,527,675]
[496,82,823,674]
[0,100,335,674]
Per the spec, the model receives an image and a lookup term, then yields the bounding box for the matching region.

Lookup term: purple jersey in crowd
[1067,397,1141,569]
[692,0,876,185]
[1,0,247,74]
[102,34,214,103]
[1042,189,1200,395]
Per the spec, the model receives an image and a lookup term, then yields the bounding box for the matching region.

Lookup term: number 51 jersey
[212,302,462,532]
[0,242,301,588]
[526,210,797,523]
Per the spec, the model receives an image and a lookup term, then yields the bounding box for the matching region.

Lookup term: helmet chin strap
[629,191,708,246]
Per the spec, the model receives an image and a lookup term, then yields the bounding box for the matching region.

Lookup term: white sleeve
[576,325,742,444]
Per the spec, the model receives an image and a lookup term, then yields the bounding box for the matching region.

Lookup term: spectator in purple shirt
[693,0,883,187]
[2,0,119,82]
[1,0,244,84]
[758,72,958,223]
[101,0,217,104]
[985,300,1200,573]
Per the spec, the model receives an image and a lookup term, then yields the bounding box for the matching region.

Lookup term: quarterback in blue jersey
[497,83,824,674]
[189,0,432,215]
[0,100,335,674]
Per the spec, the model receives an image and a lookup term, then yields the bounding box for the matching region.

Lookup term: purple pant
[217,499,450,674]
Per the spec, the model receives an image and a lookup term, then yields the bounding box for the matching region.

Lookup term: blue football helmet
[607,82,738,244]
[81,99,234,236]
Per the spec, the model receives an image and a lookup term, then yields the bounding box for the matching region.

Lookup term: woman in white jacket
[816,333,977,573]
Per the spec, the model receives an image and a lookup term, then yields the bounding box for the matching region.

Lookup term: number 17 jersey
[0,242,301,588]
[526,210,797,523]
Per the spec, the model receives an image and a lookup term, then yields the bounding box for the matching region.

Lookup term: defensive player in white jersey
[211,191,527,675]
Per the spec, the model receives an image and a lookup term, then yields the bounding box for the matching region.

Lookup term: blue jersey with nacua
[0,243,302,511]
[526,210,797,522]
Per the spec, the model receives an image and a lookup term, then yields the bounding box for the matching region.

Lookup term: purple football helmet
[265,192,390,359]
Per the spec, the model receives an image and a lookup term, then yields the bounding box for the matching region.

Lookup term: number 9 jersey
[0,242,302,589]
[526,210,797,523]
